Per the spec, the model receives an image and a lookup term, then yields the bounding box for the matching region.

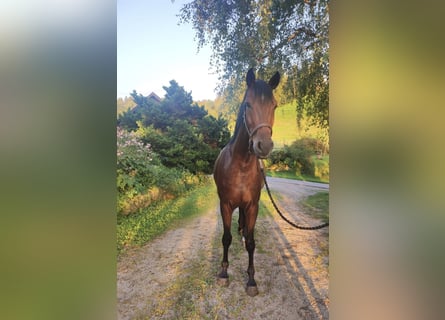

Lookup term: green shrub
[313,156,329,181]
[117,127,157,193]
[269,138,319,176]
[292,137,320,154]
[119,84,230,175]
[117,127,202,215]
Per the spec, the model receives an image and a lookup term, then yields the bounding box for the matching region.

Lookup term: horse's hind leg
[217,203,232,286]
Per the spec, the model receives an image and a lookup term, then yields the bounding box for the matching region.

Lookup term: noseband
[242,103,272,150]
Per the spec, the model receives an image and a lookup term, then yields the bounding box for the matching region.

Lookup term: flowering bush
[117,127,202,215]
[117,127,153,163]
[117,127,156,195]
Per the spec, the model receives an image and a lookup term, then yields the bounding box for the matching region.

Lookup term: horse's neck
[231,126,255,163]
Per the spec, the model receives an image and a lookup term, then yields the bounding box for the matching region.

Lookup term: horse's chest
[222,167,261,198]
[214,151,263,204]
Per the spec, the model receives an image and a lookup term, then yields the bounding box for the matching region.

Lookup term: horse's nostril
[254,140,274,157]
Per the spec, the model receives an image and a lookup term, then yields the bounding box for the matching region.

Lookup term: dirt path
[117,178,329,319]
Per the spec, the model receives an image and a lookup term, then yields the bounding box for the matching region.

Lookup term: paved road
[265,176,329,191]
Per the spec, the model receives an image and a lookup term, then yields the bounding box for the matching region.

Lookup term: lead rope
[259,159,329,230]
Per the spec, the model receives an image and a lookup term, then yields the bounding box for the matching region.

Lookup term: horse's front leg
[244,203,259,296]
[217,202,232,286]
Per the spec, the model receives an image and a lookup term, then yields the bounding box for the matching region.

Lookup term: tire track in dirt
[117,179,329,319]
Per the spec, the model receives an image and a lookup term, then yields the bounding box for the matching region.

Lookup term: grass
[300,191,329,223]
[117,180,218,255]
[273,102,326,149]
[300,191,329,258]
[272,103,300,148]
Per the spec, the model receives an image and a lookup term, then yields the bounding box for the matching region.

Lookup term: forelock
[252,80,273,100]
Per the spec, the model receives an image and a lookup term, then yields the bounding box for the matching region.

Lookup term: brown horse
[213,68,280,296]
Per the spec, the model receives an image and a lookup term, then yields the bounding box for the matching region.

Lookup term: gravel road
[117,178,329,319]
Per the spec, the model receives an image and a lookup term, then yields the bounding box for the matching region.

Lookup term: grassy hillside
[273,102,325,149]
[273,103,300,148]
[197,99,327,149]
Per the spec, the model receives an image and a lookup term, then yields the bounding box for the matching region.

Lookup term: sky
[117,0,218,101]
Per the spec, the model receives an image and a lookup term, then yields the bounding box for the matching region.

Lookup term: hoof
[246,285,259,297]
[217,277,229,287]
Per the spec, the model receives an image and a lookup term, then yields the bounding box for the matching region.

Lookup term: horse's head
[243,68,280,158]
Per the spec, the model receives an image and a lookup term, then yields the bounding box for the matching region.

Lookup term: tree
[119,80,231,174]
[179,0,329,129]
[117,96,136,116]
[198,114,230,148]
[117,90,162,130]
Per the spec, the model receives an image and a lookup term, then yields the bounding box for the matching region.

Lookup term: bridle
[242,102,273,147]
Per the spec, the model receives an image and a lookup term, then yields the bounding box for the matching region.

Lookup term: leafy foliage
[268,137,326,176]
[179,0,329,129]
[117,180,216,254]
[117,127,157,194]
[117,90,160,130]
[117,127,200,215]
[118,80,230,174]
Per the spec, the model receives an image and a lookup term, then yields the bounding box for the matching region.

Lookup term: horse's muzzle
[253,139,274,158]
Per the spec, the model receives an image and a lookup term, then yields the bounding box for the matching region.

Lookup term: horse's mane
[228,80,273,145]
[228,99,247,145]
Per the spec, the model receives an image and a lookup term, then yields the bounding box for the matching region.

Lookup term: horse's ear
[269,72,280,90]
[246,68,255,87]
